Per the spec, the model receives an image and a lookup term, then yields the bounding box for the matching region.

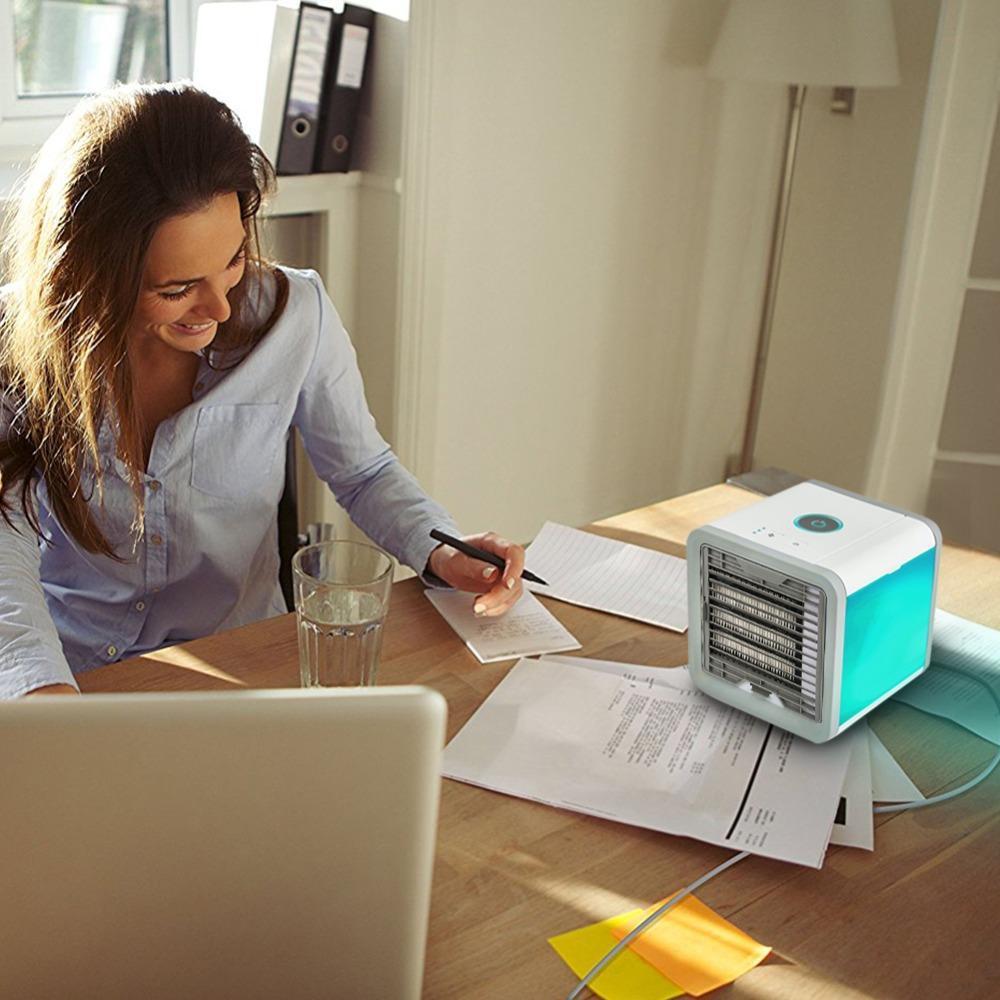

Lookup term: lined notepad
[524,522,688,632]
[425,590,581,664]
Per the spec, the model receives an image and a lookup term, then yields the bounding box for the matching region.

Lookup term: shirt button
[107,645,117,657]
[194,380,204,392]
[150,533,163,546]
[135,601,146,612]
[149,480,161,492]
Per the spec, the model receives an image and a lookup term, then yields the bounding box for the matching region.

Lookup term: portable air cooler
[686,481,940,743]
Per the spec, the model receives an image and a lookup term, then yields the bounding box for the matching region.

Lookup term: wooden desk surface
[79,484,1000,999]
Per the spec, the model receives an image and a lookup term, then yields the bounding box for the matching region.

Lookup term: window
[13,0,168,97]
[0,0,191,146]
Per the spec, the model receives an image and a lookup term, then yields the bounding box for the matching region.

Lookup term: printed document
[424,590,580,663]
[894,610,1000,745]
[828,724,874,851]
[442,656,852,868]
[524,522,688,632]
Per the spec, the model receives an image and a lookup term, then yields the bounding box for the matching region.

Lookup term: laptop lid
[0,686,446,1000]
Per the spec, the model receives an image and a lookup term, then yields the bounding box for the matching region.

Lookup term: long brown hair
[0,82,288,558]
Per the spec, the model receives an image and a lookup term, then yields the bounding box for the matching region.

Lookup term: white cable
[565,850,750,1000]
[874,662,1000,814]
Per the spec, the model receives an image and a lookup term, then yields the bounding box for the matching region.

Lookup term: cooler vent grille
[701,546,825,721]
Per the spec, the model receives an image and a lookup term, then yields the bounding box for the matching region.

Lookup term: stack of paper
[445,656,850,867]
[442,655,924,867]
[524,522,688,632]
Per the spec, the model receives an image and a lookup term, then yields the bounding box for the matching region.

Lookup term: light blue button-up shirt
[0,267,459,697]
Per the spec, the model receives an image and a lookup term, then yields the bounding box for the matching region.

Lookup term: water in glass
[297,587,385,687]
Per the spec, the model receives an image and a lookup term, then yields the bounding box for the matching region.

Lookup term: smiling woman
[1,83,285,557]
[0,82,527,698]
[129,193,250,465]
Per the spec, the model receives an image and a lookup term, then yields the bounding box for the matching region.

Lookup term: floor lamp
[708,0,900,476]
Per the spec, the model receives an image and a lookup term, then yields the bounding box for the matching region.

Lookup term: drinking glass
[292,540,394,687]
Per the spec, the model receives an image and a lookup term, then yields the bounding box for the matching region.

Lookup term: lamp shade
[708,0,900,87]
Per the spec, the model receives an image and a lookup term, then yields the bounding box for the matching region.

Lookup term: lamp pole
[737,83,807,475]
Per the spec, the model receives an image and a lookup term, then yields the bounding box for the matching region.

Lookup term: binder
[276,2,336,175]
[314,4,376,173]
[193,1,299,166]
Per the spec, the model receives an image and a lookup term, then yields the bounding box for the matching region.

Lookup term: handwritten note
[425,590,580,663]
[525,522,688,632]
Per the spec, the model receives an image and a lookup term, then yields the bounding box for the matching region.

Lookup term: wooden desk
[79,485,1000,999]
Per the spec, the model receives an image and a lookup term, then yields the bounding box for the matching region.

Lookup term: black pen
[429,529,549,586]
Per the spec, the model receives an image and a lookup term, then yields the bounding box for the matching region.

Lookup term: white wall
[396,0,784,542]
[194,0,945,549]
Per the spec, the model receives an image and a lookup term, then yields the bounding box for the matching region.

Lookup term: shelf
[935,450,1000,468]
[966,277,1000,293]
[266,171,362,217]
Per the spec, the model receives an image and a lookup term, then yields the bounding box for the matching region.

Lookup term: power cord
[565,850,750,1000]
[565,661,1000,999]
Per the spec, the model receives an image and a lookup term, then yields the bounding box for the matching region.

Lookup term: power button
[794,513,843,533]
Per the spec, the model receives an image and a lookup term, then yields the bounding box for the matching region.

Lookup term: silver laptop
[0,686,446,1000]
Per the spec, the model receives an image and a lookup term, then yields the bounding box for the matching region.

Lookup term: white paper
[442,656,851,868]
[828,724,874,851]
[524,522,688,632]
[287,6,330,109]
[869,729,924,803]
[336,24,370,89]
[424,589,580,664]
[893,610,1000,746]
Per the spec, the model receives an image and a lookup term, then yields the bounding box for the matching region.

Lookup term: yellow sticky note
[609,893,770,996]
[548,909,684,1000]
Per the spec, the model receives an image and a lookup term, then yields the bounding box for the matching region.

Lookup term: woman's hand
[427,532,525,617]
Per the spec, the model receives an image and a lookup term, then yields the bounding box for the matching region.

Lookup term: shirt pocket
[190,403,283,499]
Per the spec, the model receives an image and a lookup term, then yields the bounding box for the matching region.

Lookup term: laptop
[0,686,446,1000]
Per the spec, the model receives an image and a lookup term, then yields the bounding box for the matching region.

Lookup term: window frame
[0,0,194,148]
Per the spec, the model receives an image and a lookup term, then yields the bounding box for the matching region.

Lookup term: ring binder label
[336,24,370,89]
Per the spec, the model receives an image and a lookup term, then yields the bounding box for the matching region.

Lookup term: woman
[0,83,524,698]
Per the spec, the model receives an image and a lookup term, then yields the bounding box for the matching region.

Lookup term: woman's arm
[291,273,525,612]
[292,275,463,578]
[0,504,80,699]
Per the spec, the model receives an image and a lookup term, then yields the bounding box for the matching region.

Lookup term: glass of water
[292,540,395,687]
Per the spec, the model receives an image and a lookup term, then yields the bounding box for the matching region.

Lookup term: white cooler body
[687,481,940,743]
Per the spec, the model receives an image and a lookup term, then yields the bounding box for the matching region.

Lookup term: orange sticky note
[609,893,770,996]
